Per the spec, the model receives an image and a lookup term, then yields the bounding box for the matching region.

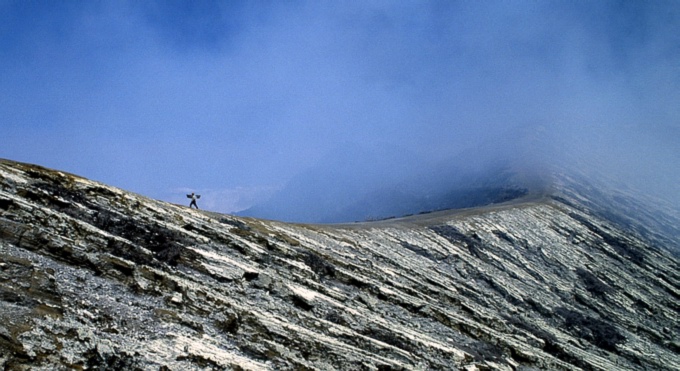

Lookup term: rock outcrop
[0,158,678,370]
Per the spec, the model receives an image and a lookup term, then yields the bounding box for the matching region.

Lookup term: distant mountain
[240,126,562,223]
[1,158,679,370]
[240,143,429,222]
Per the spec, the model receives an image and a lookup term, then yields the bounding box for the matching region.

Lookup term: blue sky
[1,0,679,214]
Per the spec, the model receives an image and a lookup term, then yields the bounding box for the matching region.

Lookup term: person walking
[188,192,200,209]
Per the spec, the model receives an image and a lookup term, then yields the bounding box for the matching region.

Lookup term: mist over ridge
[241,121,678,224]
[237,129,529,223]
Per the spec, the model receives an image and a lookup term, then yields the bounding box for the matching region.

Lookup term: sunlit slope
[1,158,678,370]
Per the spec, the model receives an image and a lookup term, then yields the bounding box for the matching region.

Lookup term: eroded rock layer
[0,159,678,370]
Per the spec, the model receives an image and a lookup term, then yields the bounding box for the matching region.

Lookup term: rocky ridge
[0,158,678,370]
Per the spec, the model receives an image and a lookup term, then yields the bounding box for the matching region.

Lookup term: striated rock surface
[0,158,678,370]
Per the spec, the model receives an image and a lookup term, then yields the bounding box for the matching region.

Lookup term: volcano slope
[0,159,678,370]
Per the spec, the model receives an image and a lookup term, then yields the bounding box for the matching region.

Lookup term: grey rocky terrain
[0,158,678,370]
